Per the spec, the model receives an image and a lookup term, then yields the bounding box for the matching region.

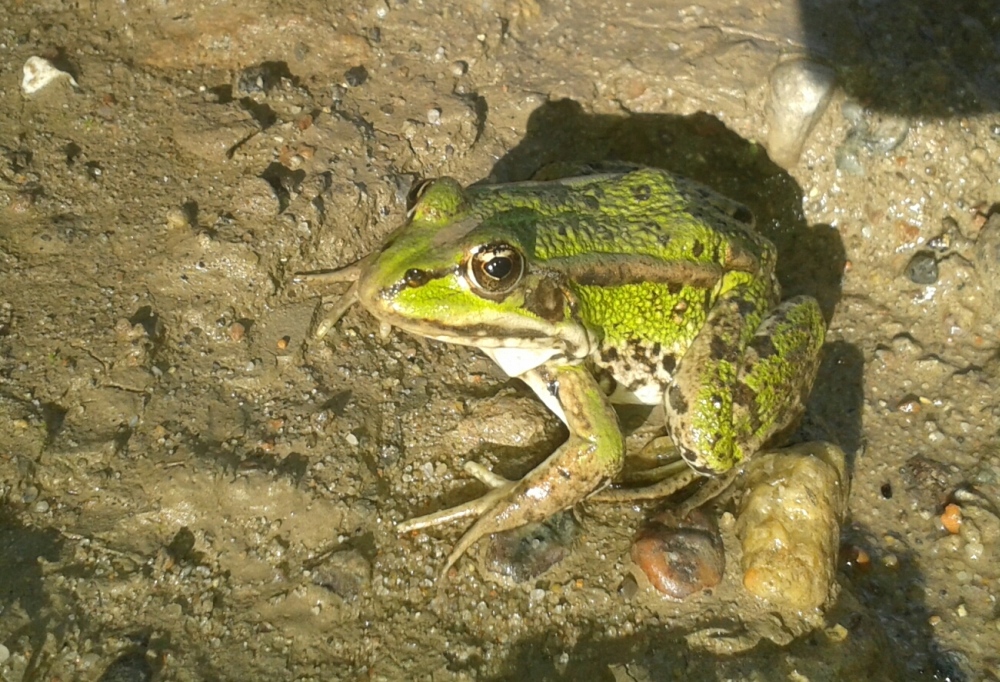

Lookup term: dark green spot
[751,336,778,359]
[692,241,704,257]
[709,335,730,360]
[668,386,688,414]
[632,184,652,201]
[733,205,754,224]
[736,298,757,317]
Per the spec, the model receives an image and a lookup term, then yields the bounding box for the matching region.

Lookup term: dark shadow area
[838,530,977,681]
[799,0,999,115]
[798,340,865,468]
[0,507,63,617]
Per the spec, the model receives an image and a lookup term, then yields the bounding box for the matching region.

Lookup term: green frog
[297,167,825,575]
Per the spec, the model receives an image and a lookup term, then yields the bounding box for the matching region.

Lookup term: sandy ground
[1,0,999,680]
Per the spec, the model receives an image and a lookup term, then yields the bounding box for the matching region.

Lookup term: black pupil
[483,256,512,280]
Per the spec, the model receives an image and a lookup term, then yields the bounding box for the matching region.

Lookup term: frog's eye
[467,243,525,296]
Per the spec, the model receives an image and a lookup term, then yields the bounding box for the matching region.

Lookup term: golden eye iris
[467,244,524,296]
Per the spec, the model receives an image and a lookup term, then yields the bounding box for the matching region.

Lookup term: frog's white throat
[481,347,562,377]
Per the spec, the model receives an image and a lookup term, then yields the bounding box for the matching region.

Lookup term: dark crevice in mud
[260,162,306,212]
[175,427,310,485]
[39,402,68,440]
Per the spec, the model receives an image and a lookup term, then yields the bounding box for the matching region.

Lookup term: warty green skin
[348,167,826,574]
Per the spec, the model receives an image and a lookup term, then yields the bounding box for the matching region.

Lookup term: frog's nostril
[404,268,429,287]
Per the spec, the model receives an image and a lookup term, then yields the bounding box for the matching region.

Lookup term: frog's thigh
[666,290,824,474]
[734,295,824,451]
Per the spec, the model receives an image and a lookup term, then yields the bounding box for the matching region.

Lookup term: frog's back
[465,167,767,268]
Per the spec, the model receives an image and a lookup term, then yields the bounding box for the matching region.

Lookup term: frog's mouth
[363,297,595,369]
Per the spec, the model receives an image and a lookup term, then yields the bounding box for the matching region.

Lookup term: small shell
[22,56,78,95]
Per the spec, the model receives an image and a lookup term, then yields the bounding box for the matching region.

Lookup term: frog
[296,166,826,576]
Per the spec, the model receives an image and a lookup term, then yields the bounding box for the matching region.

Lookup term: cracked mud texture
[1,0,1000,680]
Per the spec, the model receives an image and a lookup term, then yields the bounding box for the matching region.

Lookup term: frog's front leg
[402,362,625,576]
[667,284,825,480]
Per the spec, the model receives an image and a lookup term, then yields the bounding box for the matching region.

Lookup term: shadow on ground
[798,0,999,116]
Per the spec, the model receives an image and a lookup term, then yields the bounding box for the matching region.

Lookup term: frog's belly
[608,380,665,406]
[590,344,676,407]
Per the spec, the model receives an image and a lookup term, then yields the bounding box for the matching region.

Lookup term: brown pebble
[276,336,290,350]
[631,509,724,601]
[941,503,962,534]
[229,322,246,341]
[841,544,871,572]
[165,207,190,230]
[618,574,639,600]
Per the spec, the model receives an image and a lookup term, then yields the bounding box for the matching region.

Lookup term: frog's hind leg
[396,462,515,531]
[666,286,825,486]
[400,363,625,578]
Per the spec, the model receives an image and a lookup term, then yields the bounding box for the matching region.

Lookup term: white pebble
[0,644,8,663]
[427,108,442,125]
[21,56,78,95]
[765,59,836,167]
[345,433,359,446]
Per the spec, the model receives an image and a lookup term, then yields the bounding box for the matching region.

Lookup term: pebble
[834,145,865,176]
[765,59,836,167]
[973,214,1000,313]
[165,207,190,230]
[0,644,8,664]
[484,511,577,583]
[865,114,909,153]
[21,56,78,95]
[96,651,153,682]
[736,442,850,611]
[451,61,468,76]
[228,322,246,342]
[630,509,724,600]
[312,549,371,601]
[905,251,939,284]
[941,503,963,534]
[344,65,369,87]
[234,64,283,96]
[34,500,49,513]
[426,107,442,125]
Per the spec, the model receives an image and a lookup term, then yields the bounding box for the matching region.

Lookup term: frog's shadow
[488,99,861,459]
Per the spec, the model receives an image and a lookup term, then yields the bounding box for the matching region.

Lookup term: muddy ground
[2,0,1000,680]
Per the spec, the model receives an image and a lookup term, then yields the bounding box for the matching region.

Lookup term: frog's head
[355,178,591,364]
